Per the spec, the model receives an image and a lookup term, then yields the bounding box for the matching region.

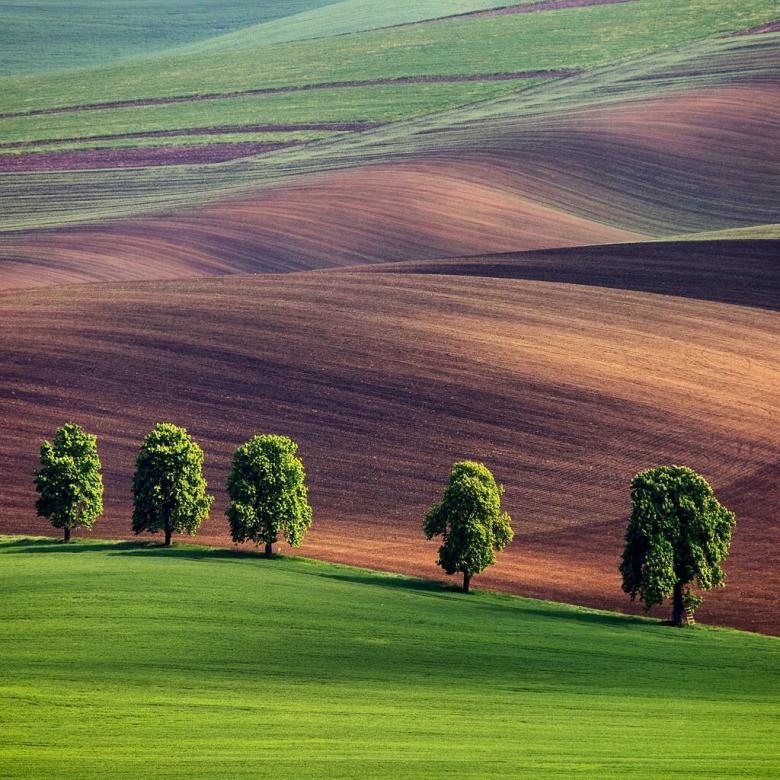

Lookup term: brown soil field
[0,162,640,289]
[366,239,780,311]
[1,261,777,633]
[2,83,775,289]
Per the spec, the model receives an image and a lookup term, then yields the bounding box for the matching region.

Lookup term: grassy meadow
[1,537,779,778]
[0,80,543,147]
[3,0,776,114]
[0,0,337,75]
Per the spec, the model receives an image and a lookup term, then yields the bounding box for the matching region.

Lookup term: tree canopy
[226,434,313,557]
[132,423,213,546]
[33,423,104,542]
[423,460,513,592]
[620,465,736,626]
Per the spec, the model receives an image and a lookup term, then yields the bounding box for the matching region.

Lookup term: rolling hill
[1,245,777,632]
[0,0,777,636]
[2,538,778,778]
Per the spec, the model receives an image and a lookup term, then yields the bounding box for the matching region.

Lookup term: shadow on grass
[305,568,463,596]
[112,543,265,562]
[0,536,260,561]
[0,537,142,554]
[517,603,659,631]
[0,537,665,630]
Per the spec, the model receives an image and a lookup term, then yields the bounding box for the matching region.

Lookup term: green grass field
[0,0,337,75]
[0,80,542,146]
[3,0,775,114]
[1,537,778,778]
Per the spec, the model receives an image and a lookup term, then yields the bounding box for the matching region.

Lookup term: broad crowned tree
[620,465,736,626]
[132,423,213,546]
[33,423,104,542]
[226,434,313,557]
[423,460,513,593]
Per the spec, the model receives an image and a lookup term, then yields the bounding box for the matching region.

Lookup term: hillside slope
[3,539,778,778]
[1,257,777,633]
[2,75,776,287]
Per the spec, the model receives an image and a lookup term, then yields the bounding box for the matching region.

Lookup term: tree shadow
[0,536,246,558]
[0,537,138,554]
[302,567,467,597]
[111,543,265,562]
[517,603,661,631]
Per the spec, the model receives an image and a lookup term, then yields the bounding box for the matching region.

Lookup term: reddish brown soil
[0,266,777,633]
[3,83,776,290]
[0,143,298,172]
[0,161,639,289]
[365,239,780,311]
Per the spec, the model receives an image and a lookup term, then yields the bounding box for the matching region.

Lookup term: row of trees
[34,423,312,557]
[33,423,736,626]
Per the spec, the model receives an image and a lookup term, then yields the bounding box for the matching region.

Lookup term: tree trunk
[164,523,172,547]
[463,572,471,593]
[63,526,71,543]
[672,581,684,626]
[265,542,273,558]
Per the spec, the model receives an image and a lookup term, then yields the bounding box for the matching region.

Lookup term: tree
[33,423,104,542]
[226,434,313,557]
[620,465,736,626]
[132,423,213,546]
[423,460,513,592]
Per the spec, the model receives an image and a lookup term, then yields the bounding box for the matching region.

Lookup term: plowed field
[1,246,777,633]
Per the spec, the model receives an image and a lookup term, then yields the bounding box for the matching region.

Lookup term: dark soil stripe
[391,0,637,28]
[729,19,780,36]
[0,123,378,150]
[0,70,578,120]
[0,142,302,172]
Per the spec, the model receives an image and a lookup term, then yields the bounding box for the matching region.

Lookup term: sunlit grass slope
[3,0,774,114]
[0,0,338,76]
[2,538,779,778]
[178,0,531,51]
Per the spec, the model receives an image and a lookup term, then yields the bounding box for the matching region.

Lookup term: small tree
[620,465,736,626]
[33,423,103,542]
[423,460,513,592]
[226,434,313,557]
[132,423,213,546]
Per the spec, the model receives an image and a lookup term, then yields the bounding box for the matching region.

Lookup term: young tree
[620,465,736,626]
[33,423,103,542]
[132,423,213,546]
[423,460,513,593]
[226,434,313,557]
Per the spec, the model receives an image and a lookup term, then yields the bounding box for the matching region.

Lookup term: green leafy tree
[132,423,213,546]
[620,465,736,626]
[226,434,313,557]
[423,460,513,593]
[33,423,104,542]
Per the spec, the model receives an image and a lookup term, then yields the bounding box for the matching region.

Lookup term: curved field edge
[0,75,775,285]
[0,33,775,235]
[1,269,777,634]
[0,1,340,77]
[1,0,775,114]
[1,537,778,778]
[173,0,545,54]
[362,239,780,311]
